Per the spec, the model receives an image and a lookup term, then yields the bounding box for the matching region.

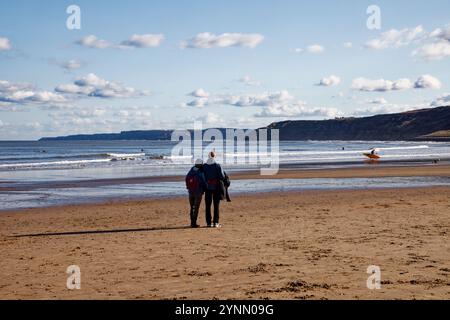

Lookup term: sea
[1,140,449,210]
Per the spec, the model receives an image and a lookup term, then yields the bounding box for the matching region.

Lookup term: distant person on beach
[203,151,226,228]
[185,159,207,228]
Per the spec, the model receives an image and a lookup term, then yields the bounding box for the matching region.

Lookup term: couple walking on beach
[185,151,230,228]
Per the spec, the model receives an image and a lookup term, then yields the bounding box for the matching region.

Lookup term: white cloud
[55,73,147,99]
[48,107,153,132]
[332,92,345,99]
[0,80,66,104]
[115,110,129,117]
[25,121,42,129]
[413,41,450,60]
[74,73,108,87]
[256,102,339,118]
[217,90,295,107]
[343,42,353,48]
[184,89,338,118]
[75,109,106,118]
[352,75,442,92]
[365,25,425,49]
[409,24,450,60]
[114,109,151,118]
[429,25,450,42]
[0,37,12,51]
[50,108,106,120]
[352,104,425,117]
[196,112,226,126]
[77,34,164,50]
[186,98,209,108]
[189,88,210,98]
[76,35,110,49]
[120,34,164,48]
[414,74,442,89]
[293,44,324,54]
[367,97,387,104]
[60,59,82,70]
[317,75,341,87]
[186,88,210,107]
[180,32,264,49]
[307,44,324,53]
[55,84,92,95]
[238,75,262,86]
[431,93,450,106]
[351,77,413,92]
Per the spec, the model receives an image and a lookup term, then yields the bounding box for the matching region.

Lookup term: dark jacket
[203,159,225,191]
[185,166,207,195]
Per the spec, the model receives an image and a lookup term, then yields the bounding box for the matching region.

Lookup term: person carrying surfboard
[363,148,380,160]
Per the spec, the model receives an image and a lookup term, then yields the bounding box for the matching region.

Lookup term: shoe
[207,224,212,228]
[213,223,222,228]
[191,224,200,228]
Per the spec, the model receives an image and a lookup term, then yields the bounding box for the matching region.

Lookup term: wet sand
[1,163,450,192]
[0,182,449,299]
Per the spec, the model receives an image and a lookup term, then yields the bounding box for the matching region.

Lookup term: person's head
[194,158,203,168]
[208,151,215,159]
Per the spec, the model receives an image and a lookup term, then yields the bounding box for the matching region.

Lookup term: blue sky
[1,0,450,140]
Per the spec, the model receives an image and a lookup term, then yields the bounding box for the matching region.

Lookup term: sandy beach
[0,166,449,300]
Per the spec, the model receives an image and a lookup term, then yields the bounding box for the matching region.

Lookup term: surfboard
[363,153,380,159]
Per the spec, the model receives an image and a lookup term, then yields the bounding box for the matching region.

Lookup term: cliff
[266,106,450,141]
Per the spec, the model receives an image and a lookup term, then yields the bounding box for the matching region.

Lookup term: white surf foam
[0,158,112,169]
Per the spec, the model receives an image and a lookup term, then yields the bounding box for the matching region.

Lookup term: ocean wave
[0,153,147,169]
[0,144,443,171]
[162,155,193,160]
[0,158,112,169]
[184,145,430,158]
[3,145,426,164]
[106,153,145,160]
[0,153,110,162]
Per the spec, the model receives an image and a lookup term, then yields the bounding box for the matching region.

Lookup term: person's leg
[192,193,202,226]
[212,191,221,225]
[205,190,213,226]
[189,193,195,226]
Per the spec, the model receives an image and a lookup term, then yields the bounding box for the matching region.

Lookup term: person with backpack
[185,159,207,228]
[203,151,225,228]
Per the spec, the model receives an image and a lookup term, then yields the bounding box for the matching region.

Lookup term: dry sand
[0,167,449,300]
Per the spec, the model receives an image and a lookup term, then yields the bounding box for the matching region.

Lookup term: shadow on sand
[12,225,210,238]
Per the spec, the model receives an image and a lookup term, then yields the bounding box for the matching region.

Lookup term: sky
[1,0,450,140]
